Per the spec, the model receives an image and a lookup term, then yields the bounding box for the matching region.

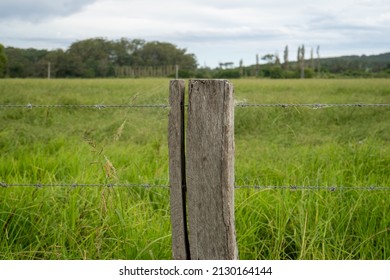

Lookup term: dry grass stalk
[114,120,126,141]
[103,155,118,180]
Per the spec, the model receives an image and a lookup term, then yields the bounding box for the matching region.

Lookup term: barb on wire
[234,185,390,191]
[235,103,390,108]
[0,182,170,188]
[0,104,170,109]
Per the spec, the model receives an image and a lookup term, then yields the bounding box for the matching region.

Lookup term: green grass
[0,78,389,259]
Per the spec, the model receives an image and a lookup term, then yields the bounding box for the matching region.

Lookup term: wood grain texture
[186,80,238,260]
[168,80,190,260]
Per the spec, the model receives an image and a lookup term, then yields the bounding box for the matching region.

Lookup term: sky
[0,0,389,68]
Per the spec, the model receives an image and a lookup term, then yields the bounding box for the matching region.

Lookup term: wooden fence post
[168,80,190,260]
[186,80,238,260]
[169,79,238,260]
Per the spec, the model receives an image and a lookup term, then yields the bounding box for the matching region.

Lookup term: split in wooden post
[168,80,190,260]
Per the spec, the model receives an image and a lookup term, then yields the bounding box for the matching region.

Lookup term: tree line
[194,45,390,79]
[0,38,197,78]
[243,45,390,79]
[1,39,389,79]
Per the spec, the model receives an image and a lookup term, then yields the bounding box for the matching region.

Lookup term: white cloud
[0,0,389,67]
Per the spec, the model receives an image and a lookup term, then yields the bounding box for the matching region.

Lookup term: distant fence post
[169,79,238,260]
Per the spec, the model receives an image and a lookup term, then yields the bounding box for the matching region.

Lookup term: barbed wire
[1,182,389,191]
[0,182,169,188]
[0,104,170,109]
[1,103,390,110]
[235,103,390,108]
[234,185,390,191]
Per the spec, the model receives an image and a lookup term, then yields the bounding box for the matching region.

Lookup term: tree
[297,44,305,78]
[283,45,289,70]
[297,46,301,65]
[274,53,281,66]
[4,47,38,77]
[44,49,68,77]
[317,45,321,75]
[67,38,114,77]
[255,54,260,77]
[310,47,315,70]
[0,43,7,77]
[137,41,197,70]
[262,54,275,64]
[111,38,145,66]
[269,66,284,79]
[3,38,198,78]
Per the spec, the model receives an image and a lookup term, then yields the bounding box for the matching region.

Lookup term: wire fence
[1,103,390,109]
[0,104,170,109]
[234,185,390,191]
[0,182,169,188]
[235,103,390,108]
[1,182,389,191]
[1,101,389,191]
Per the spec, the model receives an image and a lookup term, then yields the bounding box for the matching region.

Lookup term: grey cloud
[3,35,73,46]
[161,27,286,45]
[0,0,97,21]
[309,15,372,32]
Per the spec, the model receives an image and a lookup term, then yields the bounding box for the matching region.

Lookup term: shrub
[213,69,241,79]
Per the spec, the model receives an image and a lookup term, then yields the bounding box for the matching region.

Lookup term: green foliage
[245,52,390,79]
[0,79,389,259]
[4,38,197,78]
[304,67,314,78]
[269,66,284,79]
[167,69,194,78]
[0,43,7,77]
[139,41,197,70]
[65,38,114,78]
[213,69,241,79]
[4,47,50,77]
[193,67,213,78]
[4,38,390,79]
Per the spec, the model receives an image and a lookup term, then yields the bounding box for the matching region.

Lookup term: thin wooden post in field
[168,80,190,260]
[47,62,51,79]
[175,65,179,79]
[186,80,238,260]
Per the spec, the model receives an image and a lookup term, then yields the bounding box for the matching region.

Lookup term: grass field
[0,78,389,259]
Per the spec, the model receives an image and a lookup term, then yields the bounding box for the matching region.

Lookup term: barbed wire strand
[235,103,390,108]
[0,182,169,188]
[1,103,390,109]
[0,104,170,109]
[234,185,390,191]
[1,182,389,191]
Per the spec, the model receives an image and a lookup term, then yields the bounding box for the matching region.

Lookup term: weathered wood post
[168,80,190,260]
[186,80,237,260]
[169,79,237,260]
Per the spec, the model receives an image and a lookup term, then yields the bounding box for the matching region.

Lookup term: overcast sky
[0,0,389,67]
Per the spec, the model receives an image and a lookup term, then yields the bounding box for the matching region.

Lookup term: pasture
[0,78,389,259]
